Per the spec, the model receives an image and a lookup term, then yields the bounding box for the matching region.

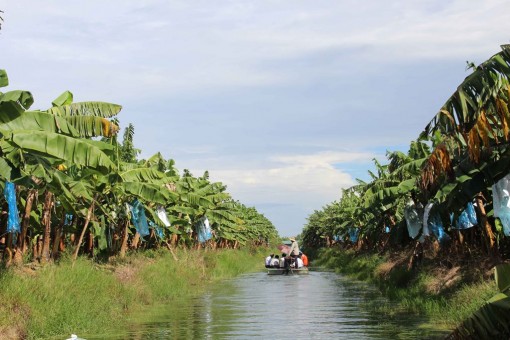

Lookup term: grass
[0,246,267,339]
[0,257,132,339]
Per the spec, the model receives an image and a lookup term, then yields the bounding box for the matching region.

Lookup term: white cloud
[274,151,373,167]
[198,151,374,205]
[196,150,375,235]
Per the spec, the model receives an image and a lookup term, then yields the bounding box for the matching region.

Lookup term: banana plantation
[302,44,510,259]
[0,69,278,267]
[301,45,510,337]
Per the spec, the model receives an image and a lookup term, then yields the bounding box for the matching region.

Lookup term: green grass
[0,247,267,339]
[0,257,132,339]
[315,248,386,280]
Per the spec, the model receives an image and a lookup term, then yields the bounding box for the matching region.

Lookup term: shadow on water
[86,271,450,339]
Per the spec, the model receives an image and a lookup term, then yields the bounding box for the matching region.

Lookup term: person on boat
[300,252,309,267]
[280,253,287,268]
[295,256,304,268]
[288,237,300,268]
[265,254,274,268]
[271,255,280,267]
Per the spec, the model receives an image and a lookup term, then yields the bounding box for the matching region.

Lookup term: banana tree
[419,45,510,252]
[0,70,122,263]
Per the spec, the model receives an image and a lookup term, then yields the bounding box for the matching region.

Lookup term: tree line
[301,45,510,265]
[0,69,278,266]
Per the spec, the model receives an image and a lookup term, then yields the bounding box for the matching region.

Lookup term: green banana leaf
[0,110,80,136]
[122,182,172,205]
[46,101,122,118]
[51,170,94,202]
[120,167,167,183]
[51,91,73,107]
[23,162,52,183]
[63,115,119,137]
[181,193,215,209]
[8,130,115,171]
[0,69,8,88]
[50,170,79,204]
[0,157,12,181]
[169,205,197,215]
[207,209,237,224]
[0,90,34,115]
[495,263,510,294]
[79,138,116,155]
[92,219,109,251]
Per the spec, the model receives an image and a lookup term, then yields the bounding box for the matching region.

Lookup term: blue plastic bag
[196,217,212,243]
[423,202,450,246]
[452,202,477,230]
[493,175,510,236]
[404,203,422,239]
[348,227,359,243]
[3,182,20,234]
[129,199,150,237]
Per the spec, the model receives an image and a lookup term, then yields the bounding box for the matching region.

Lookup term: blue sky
[2,1,510,236]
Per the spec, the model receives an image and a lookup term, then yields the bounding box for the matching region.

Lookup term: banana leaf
[495,263,510,294]
[207,209,237,224]
[52,170,94,203]
[0,110,80,136]
[181,193,214,208]
[0,157,12,181]
[120,167,167,183]
[122,182,171,205]
[0,69,8,88]
[0,90,34,110]
[46,101,122,118]
[0,90,34,115]
[51,91,73,107]
[63,116,119,137]
[8,130,115,171]
[92,219,109,251]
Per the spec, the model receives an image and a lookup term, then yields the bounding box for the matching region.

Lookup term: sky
[1,1,510,237]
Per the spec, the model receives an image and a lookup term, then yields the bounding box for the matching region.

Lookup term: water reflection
[88,272,448,339]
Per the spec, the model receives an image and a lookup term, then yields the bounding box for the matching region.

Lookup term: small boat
[267,267,309,275]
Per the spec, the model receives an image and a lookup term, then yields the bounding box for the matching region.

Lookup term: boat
[267,267,309,275]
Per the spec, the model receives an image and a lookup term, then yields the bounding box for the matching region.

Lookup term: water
[89,271,449,339]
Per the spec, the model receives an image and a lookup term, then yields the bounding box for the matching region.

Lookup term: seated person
[295,256,304,268]
[280,253,287,268]
[271,255,280,267]
[299,252,309,267]
[265,254,274,268]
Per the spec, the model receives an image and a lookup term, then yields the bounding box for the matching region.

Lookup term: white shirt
[271,258,280,267]
[265,256,272,266]
[296,257,304,268]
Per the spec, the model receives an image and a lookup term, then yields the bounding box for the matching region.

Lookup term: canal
[90,271,449,339]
